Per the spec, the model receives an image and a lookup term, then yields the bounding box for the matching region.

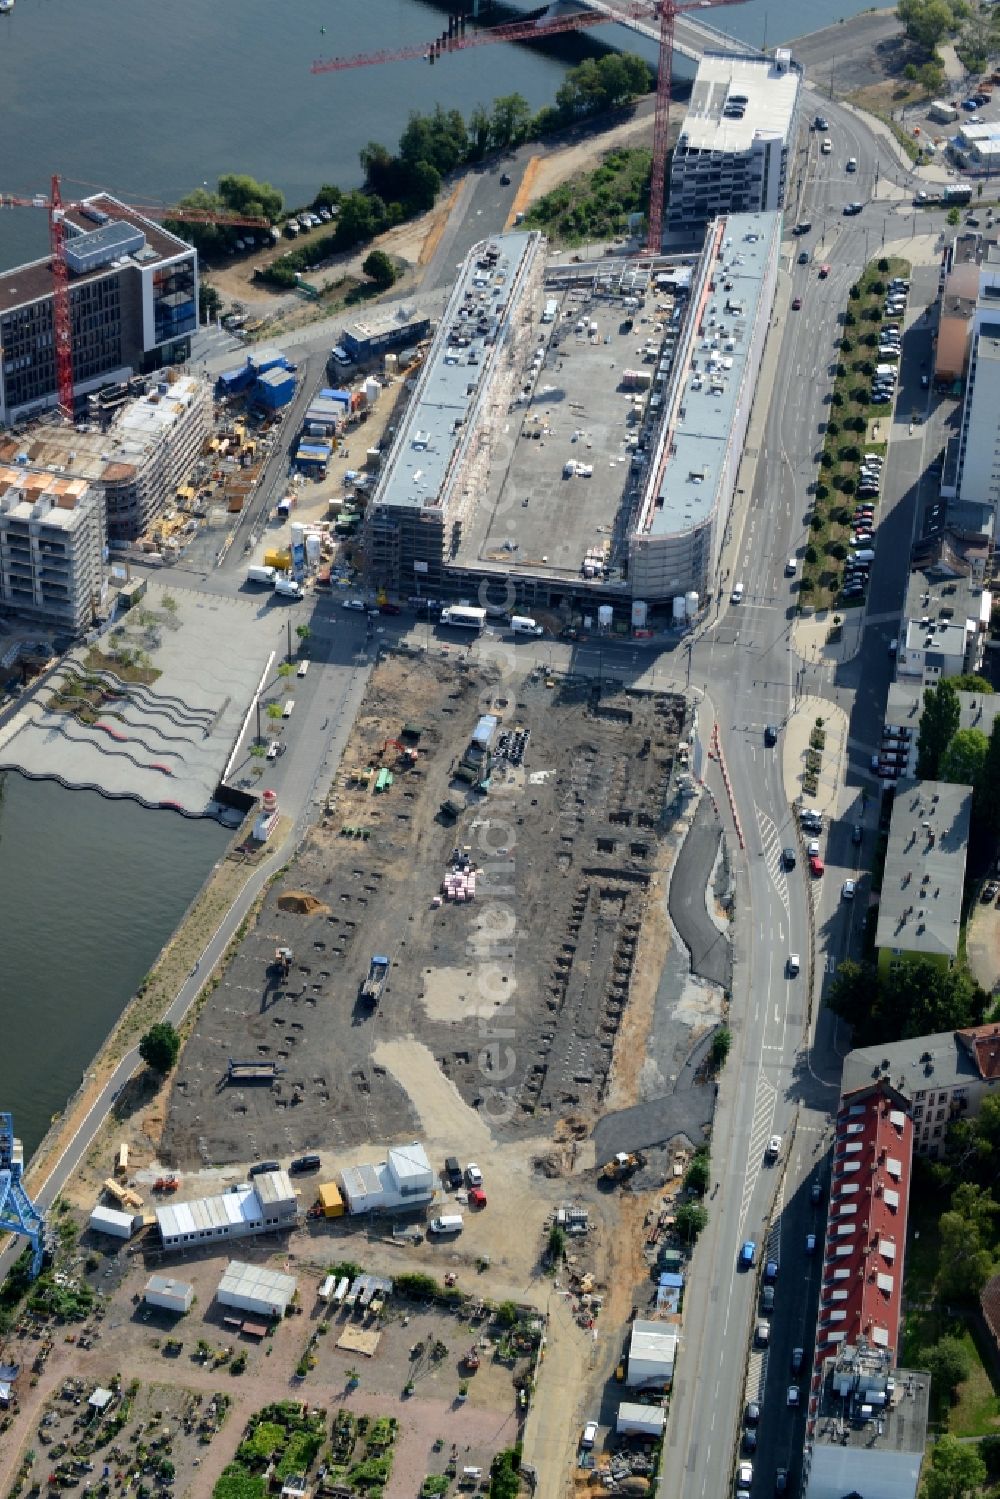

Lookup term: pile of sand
[277,890,330,916]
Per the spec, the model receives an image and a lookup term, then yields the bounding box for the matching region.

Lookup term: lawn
[948,1324,1000,1438]
[799,255,911,611]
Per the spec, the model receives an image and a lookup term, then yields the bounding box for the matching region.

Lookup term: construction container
[90,1205,137,1240]
[264,549,292,571]
[254,369,296,410]
[143,1274,194,1314]
[318,1181,345,1218]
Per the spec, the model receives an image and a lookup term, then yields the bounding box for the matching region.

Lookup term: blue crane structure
[0,1114,45,1278]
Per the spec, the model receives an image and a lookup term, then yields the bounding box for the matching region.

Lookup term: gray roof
[875,780,971,961]
[812,1351,928,1458]
[641,212,781,540]
[371,232,539,519]
[841,1029,977,1101]
[886,681,1000,738]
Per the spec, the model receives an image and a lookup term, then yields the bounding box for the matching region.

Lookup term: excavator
[599,1151,647,1184]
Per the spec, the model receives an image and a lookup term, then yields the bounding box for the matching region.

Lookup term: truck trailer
[361,954,390,1006]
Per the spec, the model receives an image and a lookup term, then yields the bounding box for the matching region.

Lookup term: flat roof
[886,680,1000,739]
[252,1169,295,1207]
[372,232,540,518]
[812,1350,928,1456]
[640,212,781,540]
[629,1319,678,1367]
[875,781,971,960]
[677,51,800,155]
[0,194,192,316]
[144,1274,194,1297]
[217,1259,297,1304]
[344,304,429,343]
[387,1141,431,1184]
[156,1183,262,1240]
[0,465,93,527]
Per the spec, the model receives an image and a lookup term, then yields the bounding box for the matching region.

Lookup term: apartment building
[0,466,105,632]
[667,51,800,237]
[874,781,971,971]
[102,375,212,540]
[0,196,197,426]
[803,1345,927,1499]
[842,1025,1000,1157]
[895,534,990,688]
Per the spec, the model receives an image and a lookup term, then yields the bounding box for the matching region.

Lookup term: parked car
[787,1386,800,1408]
[465,1163,483,1187]
[444,1156,463,1189]
[842,879,856,900]
[761,1286,775,1313]
[743,1429,758,1453]
[745,1401,761,1426]
[764,1259,779,1284]
[765,724,779,746]
[581,1421,598,1449]
[810,854,825,876]
[755,1321,770,1347]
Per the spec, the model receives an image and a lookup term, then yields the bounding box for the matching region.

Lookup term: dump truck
[600,1151,647,1183]
[361,954,390,1006]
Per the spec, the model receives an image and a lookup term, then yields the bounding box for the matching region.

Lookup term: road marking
[754,804,791,918]
[741,1074,778,1227]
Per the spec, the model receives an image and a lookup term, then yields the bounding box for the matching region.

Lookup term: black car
[764,1259,779,1284]
[249,1160,280,1177]
[852,823,863,845]
[783,847,797,870]
[745,1401,761,1426]
[743,1429,758,1453]
[765,724,779,747]
[810,1180,823,1203]
[761,1285,775,1313]
[499,172,511,186]
[791,1347,805,1373]
[290,1154,321,1174]
[444,1156,463,1189]
[775,1471,789,1496]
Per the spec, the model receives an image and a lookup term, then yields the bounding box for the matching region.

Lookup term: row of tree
[916,677,1000,833]
[827,955,987,1046]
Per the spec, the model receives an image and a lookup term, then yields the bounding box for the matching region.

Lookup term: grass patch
[84,645,160,686]
[949,1324,1000,1438]
[523,145,651,246]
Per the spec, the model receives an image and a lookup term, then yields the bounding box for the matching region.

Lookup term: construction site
[160,650,691,1173]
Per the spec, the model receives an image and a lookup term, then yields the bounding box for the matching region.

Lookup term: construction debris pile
[437,848,479,905]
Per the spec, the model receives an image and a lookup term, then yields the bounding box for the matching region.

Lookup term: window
[933,1126,943,1137]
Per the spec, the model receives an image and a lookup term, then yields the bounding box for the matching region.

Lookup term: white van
[429,1215,464,1235]
[296,660,310,678]
[731,581,745,603]
[282,700,295,719]
[785,557,797,576]
[511,615,543,636]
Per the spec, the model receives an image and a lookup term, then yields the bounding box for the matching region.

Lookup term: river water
[0,775,230,1159]
[1,0,876,272]
[0,0,869,1163]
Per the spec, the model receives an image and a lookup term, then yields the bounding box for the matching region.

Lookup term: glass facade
[152,260,196,346]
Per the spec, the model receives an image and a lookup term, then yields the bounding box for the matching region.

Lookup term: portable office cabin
[90,1205,138,1240]
[216,1260,297,1318]
[143,1275,194,1314]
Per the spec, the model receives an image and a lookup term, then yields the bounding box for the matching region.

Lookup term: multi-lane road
[661,86,956,1499]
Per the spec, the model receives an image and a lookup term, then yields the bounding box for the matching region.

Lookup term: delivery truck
[246,565,277,586]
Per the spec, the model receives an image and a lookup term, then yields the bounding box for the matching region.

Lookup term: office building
[340,1141,435,1215]
[667,51,800,237]
[340,305,431,365]
[0,195,197,426]
[0,466,105,632]
[874,781,971,971]
[156,1170,297,1250]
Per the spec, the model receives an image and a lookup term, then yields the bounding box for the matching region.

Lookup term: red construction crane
[2,175,271,417]
[311,0,750,254]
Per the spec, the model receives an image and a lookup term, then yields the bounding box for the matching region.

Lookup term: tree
[295,624,311,643]
[547,1222,566,1262]
[139,1022,181,1075]
[923,1433,986,1499]
[710,1027,732,1069]
[217,173,282,222]
[489,1450,521,1499]
[826,959,875,1032]
[917,679,960,777]
[897,0,956,50]
[675,1202,708,1243]
[198,284,222,324]
[939,727,988,786]
[938,1205,994,1298]
[362,250,396,290]
[947,206,961,226]
[925,1337,973,1405]
[950,674,994,694]
[685,1154,710,1196]
[919,58,946,92]
[490,94,533,150]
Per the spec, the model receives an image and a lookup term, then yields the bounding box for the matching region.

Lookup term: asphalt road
[660,87,953,1499]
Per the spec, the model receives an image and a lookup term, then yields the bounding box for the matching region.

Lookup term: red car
[468,1187,487,1209]
[809,854,825,877]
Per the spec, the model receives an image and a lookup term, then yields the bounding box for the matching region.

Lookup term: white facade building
[668,51,801,236]
[143,1275,194,1314]
[340,1141,435,1215]
[0,467,105,633]
[216,1260,297,1319]
[102,374,212,541]
[956,320,1000,520]
[89,1205,137,1240]
[625,1320,678,1388]
[156,1170,297,1250]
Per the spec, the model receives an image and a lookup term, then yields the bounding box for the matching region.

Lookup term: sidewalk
[793,608,864,669]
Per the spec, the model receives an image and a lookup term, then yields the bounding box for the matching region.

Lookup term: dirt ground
[157,654,685,1172]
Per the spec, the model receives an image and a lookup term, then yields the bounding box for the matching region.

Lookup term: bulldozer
[599,1151,647,1184]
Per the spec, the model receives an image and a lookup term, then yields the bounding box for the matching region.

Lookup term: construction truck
[361,954,390,1006]
[273,946,293,979]
[599,1151,647,1184]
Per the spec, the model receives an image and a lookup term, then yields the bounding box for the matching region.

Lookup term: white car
[787,953,800,976]
[737,1462,754,1487]
[787,1385,800,1407]
[581,1421,598,1449]
[766,1134,783,1159]
[807,839,820,857]
[465,1163,483,1187]
[842,879,856,900]
[266,740,281,760]
[342,598,366,611]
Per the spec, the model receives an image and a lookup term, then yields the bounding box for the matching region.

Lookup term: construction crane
[0,1112,46,1279]
[311,0,750,253]
[1,174,271,417]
